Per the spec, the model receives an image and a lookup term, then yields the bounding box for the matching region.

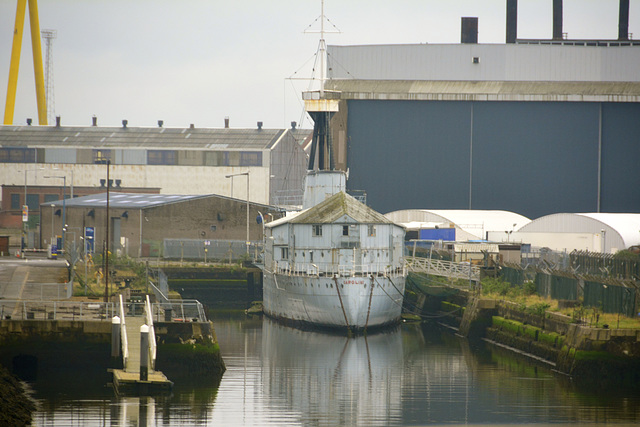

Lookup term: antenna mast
[319,0,325,96]
[42,29,57,126]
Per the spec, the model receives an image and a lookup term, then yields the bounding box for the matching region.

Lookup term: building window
[93,149,112,164]
[281,247,289,259]
[310,251,314,262]
[312,225,322,237]
[205,152,225,166]
[147,150,176,165]
[239,151,262,167]
[26,194,39,211]
[0,147,36,163]
[44,194,58,203]
[368,225,376,237]
[10,194,20,210]
[342,225,349,236]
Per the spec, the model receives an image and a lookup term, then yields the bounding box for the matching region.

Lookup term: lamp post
[44,175,66,249]
[50,204,55,249]
[226,171,250,253]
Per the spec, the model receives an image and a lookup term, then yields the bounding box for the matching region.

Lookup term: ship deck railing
[272,262,406,278]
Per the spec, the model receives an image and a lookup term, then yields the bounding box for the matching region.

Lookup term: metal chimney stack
[619,0,630,41]
[552,0,563,40]
[506,0,517,43]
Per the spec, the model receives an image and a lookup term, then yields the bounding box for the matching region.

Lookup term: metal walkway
[113,295,171,394]
[405,256,480,283]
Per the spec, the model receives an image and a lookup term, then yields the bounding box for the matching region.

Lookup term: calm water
[29,312,640,426]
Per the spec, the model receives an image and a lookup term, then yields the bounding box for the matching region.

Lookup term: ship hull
[262,272,406,332]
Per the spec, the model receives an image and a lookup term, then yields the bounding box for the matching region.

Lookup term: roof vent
[224,116,229,128]
[257,121,263,130]
[158,120,163,128]
[26,118,32,126]
[291,121,297,130]
[92,116,97,126]
[55,116,61,127]
[122,119,128,128]
[190,123,195,129]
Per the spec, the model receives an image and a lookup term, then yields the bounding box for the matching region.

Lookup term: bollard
[140,324,149,382]
[111,316,121,368]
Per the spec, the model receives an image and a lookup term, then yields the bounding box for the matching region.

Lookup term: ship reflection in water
[261,319,404,425]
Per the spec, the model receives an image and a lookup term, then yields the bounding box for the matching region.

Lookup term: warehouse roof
[385,209,531,240]
[43,192,273,210]
[0,125,311,150]
[519,213,640,251]
[325,79,640,103]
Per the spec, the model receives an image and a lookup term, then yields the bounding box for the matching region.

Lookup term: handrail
[144,295,157,370]
[118,294,129,369]
[148,279,169,304]
[271,261,405,278]
[405,256,481,283]
[0,300,115,320]
[149,299,207,323]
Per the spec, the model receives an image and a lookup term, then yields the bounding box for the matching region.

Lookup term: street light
[44,175,66,249]
[50,204,55,249]
[226,171,250,253]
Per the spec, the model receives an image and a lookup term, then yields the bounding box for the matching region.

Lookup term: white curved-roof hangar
[384,209,531,241]
[519,213,640,253]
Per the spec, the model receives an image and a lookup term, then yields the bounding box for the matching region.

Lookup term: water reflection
[261,319,404,425]
[25,313,640,426]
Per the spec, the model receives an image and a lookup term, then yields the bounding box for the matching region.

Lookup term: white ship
[261,172,407,332]
[260,2,406,332]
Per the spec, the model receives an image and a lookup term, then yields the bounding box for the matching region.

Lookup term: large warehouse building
[322,0,640,220]
[0,121,310,208]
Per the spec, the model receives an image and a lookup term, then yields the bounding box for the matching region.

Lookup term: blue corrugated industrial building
[322,0,640,219]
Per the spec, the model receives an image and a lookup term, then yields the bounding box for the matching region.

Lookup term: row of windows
[0,147,263,167]
[10,193,65,210]
[312,225,376,237]
[0,148,36,163]
[96,149,263,166]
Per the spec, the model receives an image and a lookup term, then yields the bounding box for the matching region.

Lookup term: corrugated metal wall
[345,100,640,219]
[328,44,640,82]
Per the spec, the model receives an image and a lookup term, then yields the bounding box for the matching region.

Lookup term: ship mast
[319,0,325,97]
[304,0,340,171]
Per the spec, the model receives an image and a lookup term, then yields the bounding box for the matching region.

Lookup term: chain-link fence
[497,262,639,317]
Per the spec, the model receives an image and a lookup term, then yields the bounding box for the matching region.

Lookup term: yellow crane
[4,0,47,125]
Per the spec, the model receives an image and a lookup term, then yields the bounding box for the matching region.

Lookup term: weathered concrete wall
[447,295,640,389]
[0,319,225,379]
[0,319,111,342]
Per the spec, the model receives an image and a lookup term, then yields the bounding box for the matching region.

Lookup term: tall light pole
[50,204,54,246]
[226,171,250,253]
[44,175,66,249]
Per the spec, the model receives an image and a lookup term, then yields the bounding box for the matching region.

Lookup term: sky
[0,0,637,130]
